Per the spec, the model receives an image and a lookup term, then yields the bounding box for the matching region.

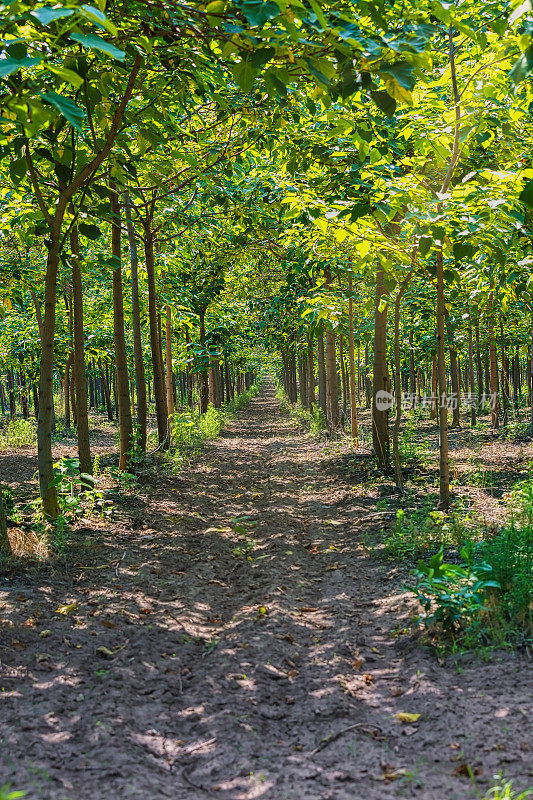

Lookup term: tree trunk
[165,304,175,419]
[347,276,358,442]
[468,310,476,426]
[307,332,315,407]
[372,264,390,470]
[436,247,450,510]
[37,223,64,518]
[111,188,134,470]
[70,223,92,475]
[0,483,10,556]
[445,309,461,428]
[124,192,147,451]
[144,225,168,444]
[488,293,499,430]
[430,355,437,420]
[198,311,209,414]
[317,326,327,415]
[324,265,339,430]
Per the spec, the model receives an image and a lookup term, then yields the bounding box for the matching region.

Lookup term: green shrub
[410,545,500,638]
[0,418,36,448]
[384,498,472,559]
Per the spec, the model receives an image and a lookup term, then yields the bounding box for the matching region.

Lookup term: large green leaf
[70,33,125,61]
[370,89,396,116]
[41,92,85,131]
[235,0,280,27]
[510,46,533,85]
[232,60,256,92]
[31,7,73,25]
[78,222,101,240]
[519,179,533,210]
[0,57,41,77]
[381,61,415,90]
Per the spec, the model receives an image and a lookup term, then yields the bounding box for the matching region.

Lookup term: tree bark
[111,187,134,470]
[436,247,450,509]
[372,263,390,470]
[70,223,92,475]
[144,225,169,444]
[124,192,147,451]
[347,276,358,442]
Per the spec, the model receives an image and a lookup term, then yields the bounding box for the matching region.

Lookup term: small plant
[481,779,533,800]
[231,519,257,561]
[410,545,500,638]
[0,785,26,800]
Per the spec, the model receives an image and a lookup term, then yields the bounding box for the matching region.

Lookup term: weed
[480,779,533,800]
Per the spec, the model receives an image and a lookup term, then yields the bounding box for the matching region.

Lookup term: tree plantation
[0,0,532,798]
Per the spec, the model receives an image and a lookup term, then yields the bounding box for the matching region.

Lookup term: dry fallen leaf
[353,658,364,671]
[363,673,375,684]
[395,712,421,724]
[55,602,78,615]
[96,646,115,659]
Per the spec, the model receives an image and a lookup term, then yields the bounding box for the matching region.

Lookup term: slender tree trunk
[430,355,437,420]
[347,276,358,442]
[0,483,10,556]
[445,309,461,428]
[37,223,65,517]
[307,331,315,407]
[165,304,175,419]
[124,192,147,451]
[488,293,499,430]
[324,265,339,430]
[468,310,477,426]
[317,327,327,414]
[372,264,390,469]
[198,311,209,413]
[436,247,450,509]
[70,223,92,475]
[144,224,168,444]
[111,187,134,470]
[64,354,71,429]
[98,360,113,420]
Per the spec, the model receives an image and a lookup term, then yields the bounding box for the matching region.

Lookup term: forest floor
[0,381,532,800]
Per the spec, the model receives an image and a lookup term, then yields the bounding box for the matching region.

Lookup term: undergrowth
[275,383,326,434]
[170,379,261,469]
[407,478,532,649]
[0,418,36,448]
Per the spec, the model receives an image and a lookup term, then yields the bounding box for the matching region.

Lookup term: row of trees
[0,0,532,519]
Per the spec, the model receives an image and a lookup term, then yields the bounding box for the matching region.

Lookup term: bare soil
[0,382,531,799]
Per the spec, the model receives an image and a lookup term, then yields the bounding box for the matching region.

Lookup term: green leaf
[519,179,533,210]
[232,60,256,92]
[381,61,415,90]
[41,92,85,132]
[78,222,101,240]
[510,46,533,85]
[80,4,118,35]
[47,64,84,88]
[31,7,73,25]
[9,157,27,186]
[70,33,125,61]
[0,57,42,77]
[236,0,280,27]
[251,47,275,68]
[370,89,396,116]
[418,235,433,256]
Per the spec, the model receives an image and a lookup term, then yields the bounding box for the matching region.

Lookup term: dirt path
[1,381,531,799]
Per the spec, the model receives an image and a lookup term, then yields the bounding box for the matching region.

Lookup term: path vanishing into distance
[1,381,531,799]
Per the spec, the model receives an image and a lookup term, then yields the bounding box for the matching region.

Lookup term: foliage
[171,379,261,468]
[0,419,36,448]
[411,545,500,638]
[384,498,474,559]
